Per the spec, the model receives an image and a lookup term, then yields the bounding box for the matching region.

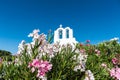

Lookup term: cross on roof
[59,24,62,28]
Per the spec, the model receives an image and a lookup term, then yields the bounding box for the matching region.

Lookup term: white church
[54,24,77,47]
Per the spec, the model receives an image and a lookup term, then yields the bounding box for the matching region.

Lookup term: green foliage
[1,43,85,80]
[0,50,12,56]
[85,40,120,80]
[47,46,85,80]
[0,50,12,61]
[1,30,120,80]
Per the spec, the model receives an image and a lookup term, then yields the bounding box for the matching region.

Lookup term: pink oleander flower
[28,59,52,79]
[101,63,107,68]
[79,43,83,46]
[32,59,41,68]
[86,44,90,46]
[80,49,85,53]
[112,58,118,65]
[110,67,120,79]
[0,58,2,63]
[37,69,46,78]
[95,49,100,56]
[86,40,90,43]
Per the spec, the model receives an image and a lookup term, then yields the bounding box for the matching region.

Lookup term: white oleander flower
[52,43,60,53]
[28,29,40,37]
[84,70,95,80]
[26,43,32,55]
[73,49,87,72]
[40,76,47,80]
[17,40,26,54]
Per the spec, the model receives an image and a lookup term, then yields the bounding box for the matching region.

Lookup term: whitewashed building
[54,24,77,47]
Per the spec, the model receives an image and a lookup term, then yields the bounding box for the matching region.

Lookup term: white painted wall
[54,25,77,47]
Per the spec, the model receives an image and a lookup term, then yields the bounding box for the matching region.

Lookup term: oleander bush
[0,29,93,80]
[85,39,120,80]
[0,29,120,80]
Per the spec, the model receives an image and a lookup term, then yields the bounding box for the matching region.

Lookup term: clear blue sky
[0,0,120,54]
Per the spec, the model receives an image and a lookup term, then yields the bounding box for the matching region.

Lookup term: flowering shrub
[1,29,120,80]
[85,39,120,80]
[0,29,94,80]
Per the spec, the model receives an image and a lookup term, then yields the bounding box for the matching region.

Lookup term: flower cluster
[28,59,52,79]
[17,29,60,60]
[0,58,2,63]
[74,49,87,72]
[17,40,26,54]
[1,29,96,80]
[84,70,95,80]
[109,54,120,79]
[0,58,2,69]
[86,40,90,46]
[95,49,100,56]
[112,58,118,65]
[110,67,120,80]
[101,63,107,68]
